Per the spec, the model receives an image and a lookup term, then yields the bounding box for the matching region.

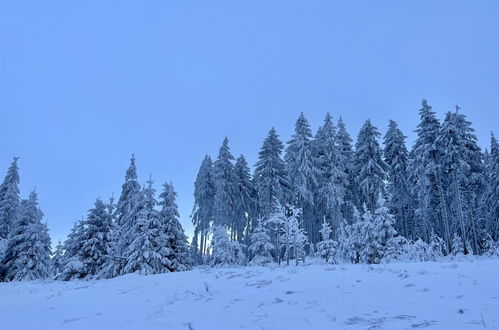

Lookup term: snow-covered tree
[384,120,413,238]
[232,155,255,242]
[79,199,114,278]
[51,240,65,276]
[114,155,142,273]
[0,157,20,242]
[192,155,215,256]
[285,113,318,243]
[2,191,51,281]
[124,179,169,275]
[313,113,345,237]
[56,220,86,280]
[254,128,289,218]
[409,100,448,247]
[189,229,202,265]
[451,233,464,256]
[354,120,388,212]
[316,220,338,264]
[210,225,245,267]
[336,117,355,223]
[268,203,308,266]
[159,182,191,272]
[483,133,498,241]
[372,194,399,262]
[213,138,238,228]
[249,218,274,265]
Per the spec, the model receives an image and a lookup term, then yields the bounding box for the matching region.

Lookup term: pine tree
[354,120,388,212]
[3,191,52,281]
[384,120,413,238]
[484,133,499,240]
[56,220,86,280]
[124,179,169,275]
[254,128,289,218]
[51,240,64,276]
[285,113,318,243]
[114,155,142,272]
[409,100,448,246]
[79,199,114,278]
[159,182,191,272]
[336,117,355,223]
[313,113,345,237]
[373,194,399,262]
[210,225,245,267]
[249,218,274,265]
[451,232,464,255]
[232,155,255,242]
[189,229,202,265]
[213,138,237,228]
[0,157,20,241]
[192,155,215,256]
[316,220,338,264]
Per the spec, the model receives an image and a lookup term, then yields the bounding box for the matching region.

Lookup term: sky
[1,1,498,244]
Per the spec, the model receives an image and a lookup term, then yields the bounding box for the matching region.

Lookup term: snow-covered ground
[1,257,498,330]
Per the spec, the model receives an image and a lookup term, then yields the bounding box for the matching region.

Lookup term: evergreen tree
[451,232,464,255]
[316,220,338,264]
[336,117,355,222]
[57,220,86,280]
[384,120,413,238]
[254,128,289,218]
[51,240,64,276]
[124,179,169,275]
[192,155,215,256]
[159,182,191,272]
[0,157,20,241]
[372,194,399,262]
[189,229,202,265]
[249,218,274,265]
[285,113,318,243]
[484,133,499,240]
[3,191,52,281]
[232,155,255,242]
[210,225,245,267]
[313,113,345,237]
[79,199,114,278]
[354,120,388,212]
[114,155,142,272]
[409,100,448,246]
[213,138,237,228]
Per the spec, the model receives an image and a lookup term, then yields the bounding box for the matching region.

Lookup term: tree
[114,155,142,273]
[0,157,20,241]
[3,191,52,281]
[56,220,86,280]
[354,120,388,212]
[285,113,318,243]
[79,199,114,278]
[409,100,448,247]
[336,117,355,223]
[383,120,413,238]
[313,113,345,237]
[51,240,65,276]
[316,220,338,264]
[210,225,245,267]
[254,128,289,218]
[372,194,399,262]
[213,138,237,228]
[191,155,215,256]
[483,133,499,240]
[249,218,274,265]
[159,182,191,272]
[232,155,255,242]
[124,179,169,275]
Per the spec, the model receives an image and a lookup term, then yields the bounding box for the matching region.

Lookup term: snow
[1,257,498,330]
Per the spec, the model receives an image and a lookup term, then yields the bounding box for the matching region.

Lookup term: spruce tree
[336,117,355,222]
[354,120,388,212]
[484,133,498,240]
[3,191,51,281]
[285,113,318,243]
[233,155,255,242]
[249,218,274,265]
[79,199,114,278]
[212,138,237,228]
[313,113,345,237]
[0,157,20,241]
[159,182,191,272]
[192,155,215,256]
[51,240,64,276]
[57,220,86,280]
[383,120,413,238]
[254,128,289,218]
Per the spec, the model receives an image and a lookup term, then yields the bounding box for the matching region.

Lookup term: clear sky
[1,1,498,244]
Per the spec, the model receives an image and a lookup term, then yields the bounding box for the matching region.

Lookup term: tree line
[193,100,498,265]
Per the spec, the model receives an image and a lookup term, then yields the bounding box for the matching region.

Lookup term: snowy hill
[1,258,498,330]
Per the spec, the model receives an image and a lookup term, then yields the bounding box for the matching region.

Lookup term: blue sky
[1,1,498,243]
